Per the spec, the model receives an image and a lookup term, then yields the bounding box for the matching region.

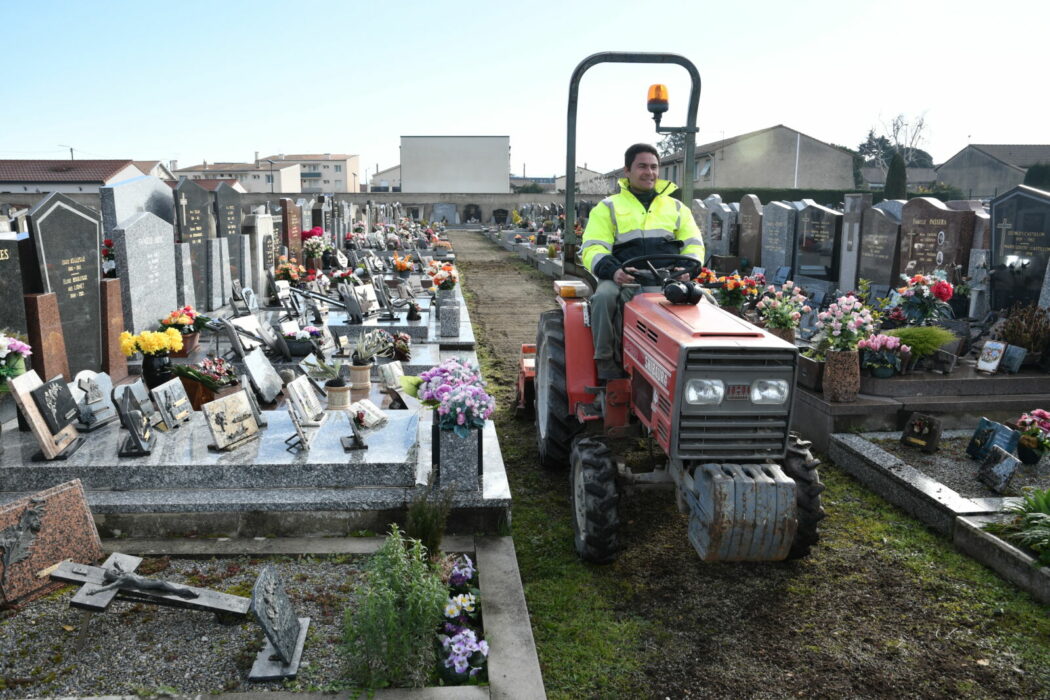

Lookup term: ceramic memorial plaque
[150,378,193,431]
[113,379,159,427]
[69,370,118,431]
[203,390,260,451]
[977,341,1006,374]
[116,389,157,457]
[900,413,942,453]
[6,371,84,460]
[1000,344,1027,374]
[977,446,1021,494]
[250,565,309,675]
[286,375,325,426]
[30,376,79,435]
[243,347,284,404]
[0,479,103,606]
[966,417,1019,461]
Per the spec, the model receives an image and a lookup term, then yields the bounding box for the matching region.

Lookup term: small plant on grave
[892,272,954,326]
[342,525,447,689]
[429,264,458,290]
[437,554,488,684]
[351,330,388,366]
[994,303,1050,355]
[170,356,238,391]
[392,252,414,272]
[816,294,877,352]
[101,237,117,277]
[883,326,957,359]
[119,328,184,357]
[1016,409,1050,453]
[401,358,495,437]
[275,255,306,283]
[0,331,32,386]
[756,280,811,330]
[711,273,761,310]
[158,305,211,335]
[405,488,453,558]
[983,487,1050,566]
[282,325,323,341]
[857,334,911,371]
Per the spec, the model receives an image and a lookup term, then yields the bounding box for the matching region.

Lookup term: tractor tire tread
[535,311,583,470]
[571,437,620,564]
[782,435,825,560]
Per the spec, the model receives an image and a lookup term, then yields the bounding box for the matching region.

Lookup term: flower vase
[170,331,199,358]
[721,304,742,317]
[179,376,241,411]
[433,414,482,491]
[1017,443,1044,465]
[0,356,26,394]
[797,355,824,391]
[870,365,896,379]
[766,327,795,345]
[141,353,174,389]
[398,270,411,280]
[439,303,461,337]
[305,256,322,271]
[286,339,314,357]
[349,363,372,390]
[823,350,860,403]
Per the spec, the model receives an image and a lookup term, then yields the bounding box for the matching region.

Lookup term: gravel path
[0,555,366,696]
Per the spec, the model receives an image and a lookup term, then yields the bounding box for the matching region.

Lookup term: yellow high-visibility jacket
[581,178,705,280]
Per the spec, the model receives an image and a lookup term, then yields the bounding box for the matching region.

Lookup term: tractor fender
[558,297,599,412]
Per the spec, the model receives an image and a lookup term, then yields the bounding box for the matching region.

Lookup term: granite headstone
[857,204,902,288]
[795,201,842,284]
[25,193,102,375]
[174,179,217,309]
[99,175,174,237]
[760,201,797,276]
[899,197,975,279]
[214,182,243,238]
[839,193,872,291]
[111,212,178,334]
[280,198,302,262]
[990,185,1050,310]
[0,229,29,337]
[737,194,763,268]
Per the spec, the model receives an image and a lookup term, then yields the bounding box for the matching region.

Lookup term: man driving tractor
[580,143,705,380]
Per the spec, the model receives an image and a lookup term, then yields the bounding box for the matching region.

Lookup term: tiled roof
[0,159,134,183]
[261,154,356,161]
[969,144,1050,169]
[165,178,242,191]
[175,162,293,173]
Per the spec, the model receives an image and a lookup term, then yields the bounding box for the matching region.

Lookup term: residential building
[935,144,1050,200]
[0,159,145,194]
[400,136,510,193]
[172,161,300,193]
[164,178,246,193]
[369,165,401,192]
[131,160,176,181]
[261,153,360,193]
[555,166,608,194]
[658,125,854,190]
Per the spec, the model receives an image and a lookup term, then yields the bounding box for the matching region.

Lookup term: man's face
[626,151,659,191]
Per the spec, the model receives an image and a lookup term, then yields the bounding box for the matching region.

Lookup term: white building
[261,153,360,193]
[0,159,145,194]
[131,160,177,181]
[400,136,510,193]
[369,164,401,192]
[555,166,609,194]
[173,161,301,193]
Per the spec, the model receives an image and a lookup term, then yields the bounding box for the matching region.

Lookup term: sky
[3,0,1047,180]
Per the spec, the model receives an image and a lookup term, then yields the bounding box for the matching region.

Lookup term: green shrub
[343,525,446,689]
[405,488,452,557]
[884,326,957,358]
[884,151,907,199]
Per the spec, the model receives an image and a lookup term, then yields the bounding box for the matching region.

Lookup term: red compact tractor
[519,256,824,563]
[516,52,824,564]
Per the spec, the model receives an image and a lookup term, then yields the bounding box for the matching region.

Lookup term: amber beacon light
[647,83,669,126]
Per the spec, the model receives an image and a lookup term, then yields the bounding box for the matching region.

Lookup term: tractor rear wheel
[782,433,826,559]
[535,309,582,469]
[570,436,620,564]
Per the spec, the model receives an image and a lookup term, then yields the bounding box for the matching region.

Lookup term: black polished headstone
[760,202,797,276]
[25,193,103,375]
[214,182,243,238]
[0,228,29,337]
[174,180,217,309]
[795,201,842,284]
[857,205,902,288]
[990,185,1050,310]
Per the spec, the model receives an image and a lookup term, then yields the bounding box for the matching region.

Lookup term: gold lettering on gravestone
[1004,230,1050,256]
[59,256,90,298]
[0,249,9,261]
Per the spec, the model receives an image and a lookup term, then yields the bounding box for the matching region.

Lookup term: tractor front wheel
[782,433,826,559]
[570,436,620,564]
[535,309,582,469]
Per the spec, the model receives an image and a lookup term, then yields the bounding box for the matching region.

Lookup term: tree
[857,116,934,168]
[884,151,907,199]
[1023,163,1050,191]
[657,132,686,158]
[512,183,545,194]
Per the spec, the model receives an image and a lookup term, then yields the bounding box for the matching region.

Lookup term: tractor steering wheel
[617,254,703,287]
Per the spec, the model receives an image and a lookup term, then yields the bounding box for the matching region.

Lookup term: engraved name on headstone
[760,201,797,276]
[990,185,1050,310]
[175,180,217,310]
[899,197,975,280]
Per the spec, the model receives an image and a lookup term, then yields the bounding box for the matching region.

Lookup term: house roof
[131,160,161,173]
[261,154,356,161]
[165,178,245,192]
[0,159,135,183]
[175,162,296,173]
[969,144,1050,169]
[661,125,851,165]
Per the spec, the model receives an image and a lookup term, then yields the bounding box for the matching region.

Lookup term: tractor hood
[630,293,765,342]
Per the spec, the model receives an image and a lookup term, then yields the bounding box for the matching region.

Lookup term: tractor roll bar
[563,52,701,281]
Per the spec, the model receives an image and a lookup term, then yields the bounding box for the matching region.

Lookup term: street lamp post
[266,159,275,194]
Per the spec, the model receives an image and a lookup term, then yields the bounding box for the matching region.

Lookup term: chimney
[169,159,178,171]
[203,159,208,169]
[254,151,259,166]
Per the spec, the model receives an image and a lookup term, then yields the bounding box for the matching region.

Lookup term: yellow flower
[119,331,137,357]
[177,314,191,325]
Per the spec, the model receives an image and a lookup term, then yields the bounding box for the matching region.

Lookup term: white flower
[444,601,461,618]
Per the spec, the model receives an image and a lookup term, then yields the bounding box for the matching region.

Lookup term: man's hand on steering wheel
[613,267,638,284]
[615,254,703,287]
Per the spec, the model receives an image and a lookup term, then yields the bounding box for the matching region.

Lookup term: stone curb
[90,535,545,699]
[953,515,1050,605]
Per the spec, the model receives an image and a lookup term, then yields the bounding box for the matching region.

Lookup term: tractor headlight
[750,379,790,404]
[685,378,724,405]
